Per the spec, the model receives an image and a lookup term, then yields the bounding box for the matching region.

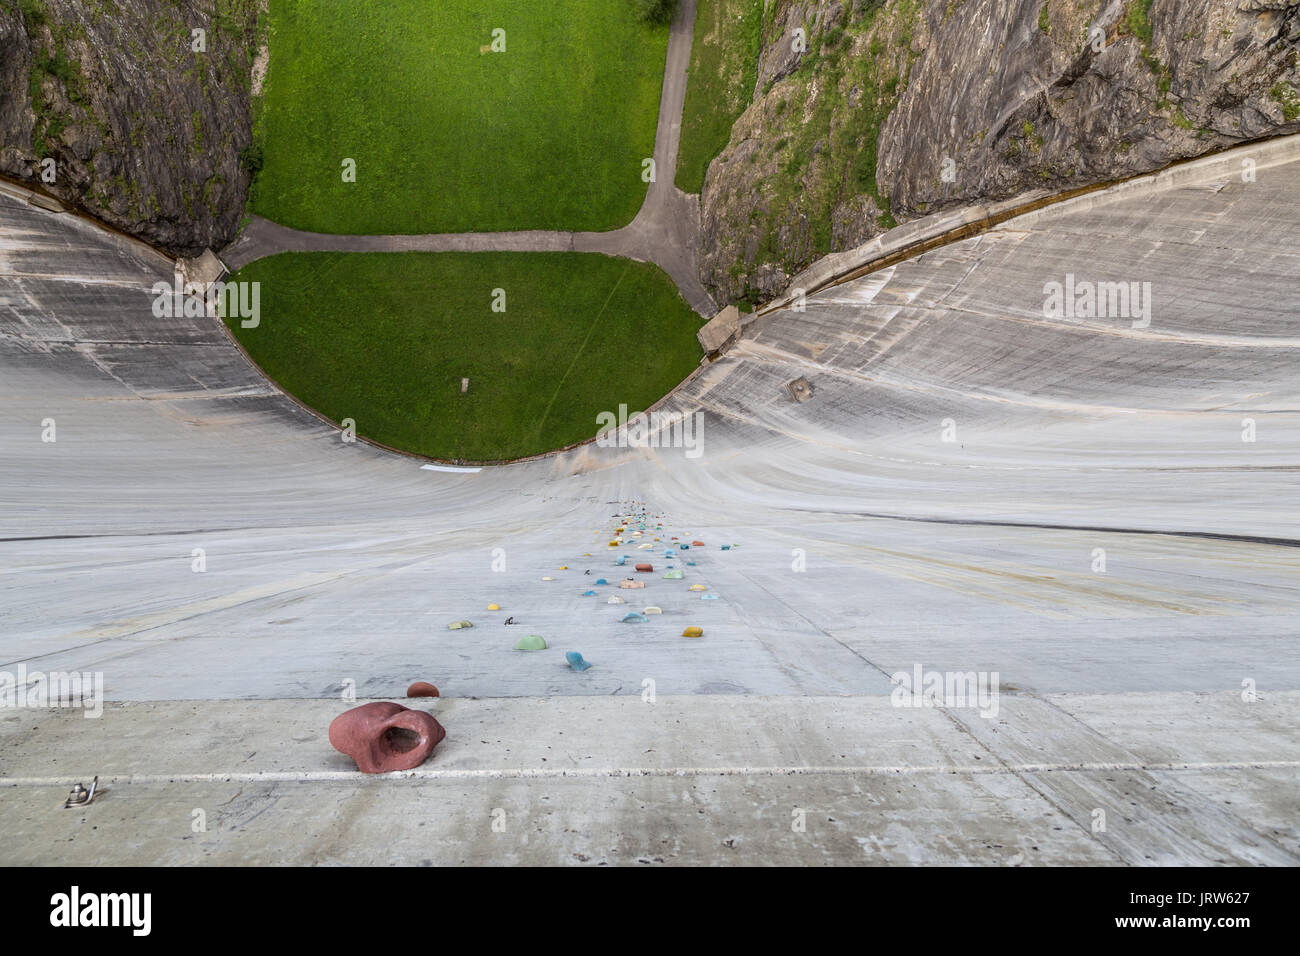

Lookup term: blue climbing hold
[615,556,627,566]
[701,593,720,600]
[679,543,689,550]
[566,651,592,671]
[582,590,596,596]
[686,561,696,566]
[721,545,731,551]
[621,612,648,624]
[595,578,608,585]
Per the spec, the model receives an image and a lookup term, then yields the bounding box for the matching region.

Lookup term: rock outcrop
[701,0,1300,305]
[0,0,261,256]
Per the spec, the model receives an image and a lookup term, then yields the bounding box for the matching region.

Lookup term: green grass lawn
[225,253,704,461]
[253,0,668,234]
[675,0,764,194]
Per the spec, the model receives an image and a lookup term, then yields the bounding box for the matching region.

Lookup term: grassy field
[225,253,704,461]
[253,0,668,234]
[675,0,764,194]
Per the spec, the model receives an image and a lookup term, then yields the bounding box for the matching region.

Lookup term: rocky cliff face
[0,0,260,256]
[701,0,1300,305]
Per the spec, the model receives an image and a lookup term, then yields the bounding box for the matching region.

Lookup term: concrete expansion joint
[7,760,1300,789]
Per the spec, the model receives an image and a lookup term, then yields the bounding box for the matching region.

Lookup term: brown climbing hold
[407,681,439,698]
[329,701,445,774]
[635,563,653,573]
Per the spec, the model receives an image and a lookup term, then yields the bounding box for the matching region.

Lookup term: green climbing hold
[514,634,548,650]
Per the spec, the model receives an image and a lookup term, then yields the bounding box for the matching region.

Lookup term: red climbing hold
[329,702,445,774]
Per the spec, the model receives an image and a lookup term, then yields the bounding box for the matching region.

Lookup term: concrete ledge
[697,304,740,354]
[1,693,1296,865]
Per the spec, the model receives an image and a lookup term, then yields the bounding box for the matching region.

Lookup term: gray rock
[0,0,259,257]
[700,0,1300,305]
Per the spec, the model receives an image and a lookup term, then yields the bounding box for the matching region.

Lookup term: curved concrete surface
[2,137,1298,865]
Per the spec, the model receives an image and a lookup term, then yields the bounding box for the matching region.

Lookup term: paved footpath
[221,0,717,317]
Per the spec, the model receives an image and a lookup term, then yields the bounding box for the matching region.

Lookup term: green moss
[1270,83,1300,123]
[16,0,48,29]
[1122,0,1154,47]
[26,19,88,159]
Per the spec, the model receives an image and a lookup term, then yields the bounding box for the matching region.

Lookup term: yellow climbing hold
[682,627,703,638]
[487,604,500,611]
[689,584,707,591]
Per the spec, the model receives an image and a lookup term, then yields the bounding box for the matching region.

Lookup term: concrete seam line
[4,761,1299,786]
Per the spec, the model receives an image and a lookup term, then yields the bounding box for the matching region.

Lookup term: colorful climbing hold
[448,620,473,630]
[407,681,439,698]
[621,613,649,624]
[682,627,703,638]
[689,584,707,591]
[514,634,547,650]
[566,651,592,672]
[663,570,684,579]
[643,606,662,615]
[487,604,500,611]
